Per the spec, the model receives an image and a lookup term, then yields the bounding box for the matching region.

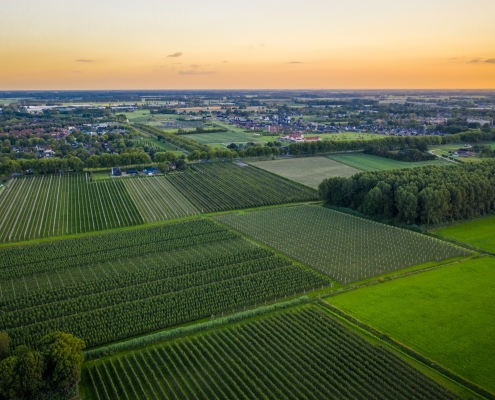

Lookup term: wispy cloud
[167,52,183,58]
[485,58,495,64]
[468,58,481,63]
[288,61,303,64]
[76,59,94,62]
[179,69,217,75]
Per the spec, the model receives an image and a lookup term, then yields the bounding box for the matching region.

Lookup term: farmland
[0,163,317,243]
[123,177,199,222]
[216,205,469,283]
[433,215,495,252]
[132,137,185,154]
[328,256,495,394]
[82,306,459,400]
[0,219,331,348]
[165,163,318,212]
[184,130,262,145]
[250,157,360,188]
[0,173,142,243]
[328,153,449,171]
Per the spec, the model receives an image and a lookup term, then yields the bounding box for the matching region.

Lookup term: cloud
[179,69,216,75]
[468,58,481,63]
[167,52,183,58]
[222,61,228,63]
[447,57,458,60]
[76,59,94,62]
[485,58,495,64]
[288,61,303,64]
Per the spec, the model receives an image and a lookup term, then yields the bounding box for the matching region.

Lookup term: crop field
[433,215,495,253]
[216,205,469,283]
[185,130,262,144]
[123,177,199,222]
[250,157,360,188]
[327,153,449,171]
[82,306,458,400]
[0,174,142,243]
[0,219,330,348]
[328,256,495,394]
[132,138,185,154]
[165,163,318,212]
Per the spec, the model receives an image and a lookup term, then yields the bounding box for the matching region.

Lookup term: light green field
[250,157,360,188]
[185,130,262,144]
[434,216,495,253]
[133,136,185,155]
[328,153,450,171]
[257,133,389,143]
[328,256,495,394]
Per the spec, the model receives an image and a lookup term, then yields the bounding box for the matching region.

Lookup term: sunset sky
[2,0,494,89]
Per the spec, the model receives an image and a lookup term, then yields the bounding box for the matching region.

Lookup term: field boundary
[319,300,495,400]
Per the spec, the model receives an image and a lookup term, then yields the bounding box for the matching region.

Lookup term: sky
[1,0,494,90]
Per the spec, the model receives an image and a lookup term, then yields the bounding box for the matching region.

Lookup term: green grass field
[433,215,495,252]
[132,136,185,154]
[328,256,495,394]
[327,153,449,171]
[250,157,360,188]
[184,130,262,144]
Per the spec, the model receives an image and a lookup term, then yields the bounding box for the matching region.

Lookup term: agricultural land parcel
[0,219,330,348]
[328,153,450,171]
[216,205,469,284]
[250,157,360,188]
[81,306,459,400]
[182,130,263,145]
[0,163,317,243]
[328,256,495,394]
[433,216,495,253]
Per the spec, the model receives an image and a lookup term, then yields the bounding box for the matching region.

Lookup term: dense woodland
[319,161,495,224]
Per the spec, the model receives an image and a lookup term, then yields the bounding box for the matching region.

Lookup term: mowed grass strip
[328,256,495,394]
[250,157,360,188]
[328,153,449,171]
[433,216,495,253]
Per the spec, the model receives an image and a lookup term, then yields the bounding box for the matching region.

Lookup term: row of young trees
[0,331,84,400]
[318,161,495,224]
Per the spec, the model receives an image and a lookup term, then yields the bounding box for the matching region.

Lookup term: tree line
[0,331,84,400]
[288,130,495,155]
[319,161,495,224]
[0,151,152,175]
[363,144,436,162]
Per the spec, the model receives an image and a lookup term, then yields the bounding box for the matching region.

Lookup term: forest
[318,160,495,224]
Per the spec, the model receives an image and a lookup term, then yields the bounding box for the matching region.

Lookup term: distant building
[267,125,281,134]
[111,167,122,176]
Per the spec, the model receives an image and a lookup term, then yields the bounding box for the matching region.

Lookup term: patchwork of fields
[1,219,330,348]
[216,205,469,283]
[0,163,316,243]
[328,256,495,394]
[250,157,360,188]
[328,153,449,171]
[82,306,458,400]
